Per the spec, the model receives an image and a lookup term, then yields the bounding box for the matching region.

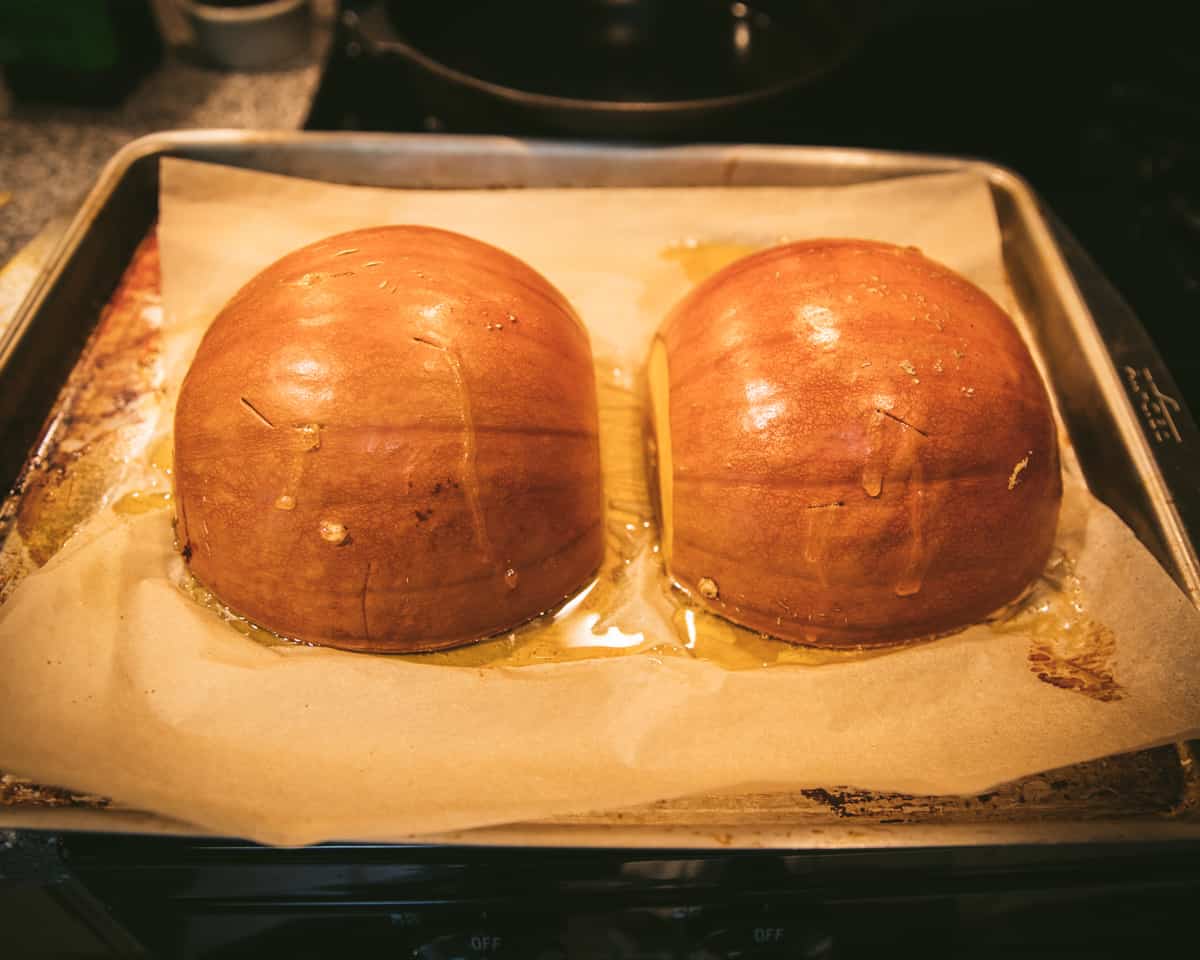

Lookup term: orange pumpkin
[174,226,604,652]
[649,239,1061,647]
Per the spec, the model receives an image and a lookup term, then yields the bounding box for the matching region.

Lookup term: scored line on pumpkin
[876,408,929,437]
[239,396,275,429]
[360,560,372,641]
[411,335,496,567]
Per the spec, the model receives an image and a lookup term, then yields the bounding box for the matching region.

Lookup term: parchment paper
[1,159,1197,847]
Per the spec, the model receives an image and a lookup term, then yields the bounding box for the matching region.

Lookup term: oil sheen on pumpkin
[649,238,1062,647]
[173,226,604,653]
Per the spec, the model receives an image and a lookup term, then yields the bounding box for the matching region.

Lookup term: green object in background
[0,1,162,107]
[0,1,121,70]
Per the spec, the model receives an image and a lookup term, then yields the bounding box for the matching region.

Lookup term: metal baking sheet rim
[1,130,1197,848]
[4,805,1200,849]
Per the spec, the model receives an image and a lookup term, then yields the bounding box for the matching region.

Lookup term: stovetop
[3,11,1198,952]
[306,1,1200,417]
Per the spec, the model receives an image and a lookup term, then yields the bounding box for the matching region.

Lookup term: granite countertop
[0,0,335,270]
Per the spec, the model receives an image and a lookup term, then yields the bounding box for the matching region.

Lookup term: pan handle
[336,3,562,109]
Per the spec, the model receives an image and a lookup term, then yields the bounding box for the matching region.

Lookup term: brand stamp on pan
[1124,365,1183,445]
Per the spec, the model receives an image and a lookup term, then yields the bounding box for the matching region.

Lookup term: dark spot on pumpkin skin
[432,482,443,495]
[181,542,193,561]
[414,509,432,522]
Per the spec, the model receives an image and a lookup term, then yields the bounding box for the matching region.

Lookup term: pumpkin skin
[649,239,1061,647]
[174,226,604,653]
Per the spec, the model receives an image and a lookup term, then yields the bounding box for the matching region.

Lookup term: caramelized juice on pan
[989,553,1123,701]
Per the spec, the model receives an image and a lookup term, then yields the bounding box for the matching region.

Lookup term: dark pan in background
[340,0,877,138]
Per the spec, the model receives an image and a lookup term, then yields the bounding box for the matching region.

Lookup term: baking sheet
[0,159,1198,846]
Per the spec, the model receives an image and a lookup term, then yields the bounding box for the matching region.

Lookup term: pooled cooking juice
[660,239,762,284]
[112,491,173,515]
[112,433,176,515]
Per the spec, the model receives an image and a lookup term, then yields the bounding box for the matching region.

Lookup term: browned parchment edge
[0,228,161,809]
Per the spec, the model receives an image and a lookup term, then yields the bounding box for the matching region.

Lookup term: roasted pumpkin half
[649,239,1061,647]
[174,226,604,653]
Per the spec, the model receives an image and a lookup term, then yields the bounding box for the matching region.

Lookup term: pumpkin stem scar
[411,335,495,567]
[877,407,929,437]
[239,396,275,429]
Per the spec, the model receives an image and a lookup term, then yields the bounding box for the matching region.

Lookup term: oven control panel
[177,903,850,959]
[398,905,832,960]
[9,834,1197,958]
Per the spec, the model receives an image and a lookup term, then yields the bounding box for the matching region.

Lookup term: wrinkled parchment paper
[1,159,1198,846]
